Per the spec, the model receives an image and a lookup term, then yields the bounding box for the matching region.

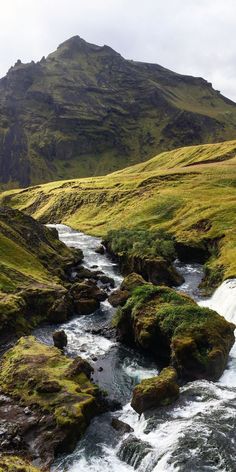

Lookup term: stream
[35,225,236,472]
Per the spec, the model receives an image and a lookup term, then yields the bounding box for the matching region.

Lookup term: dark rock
[70,280,107,315]
[118,435,152,468]
[95,245,105,254]
[48,295,73,323]
[36,380,62,394]
[131,367,179,414]
[111,418,134,434]
[65,357,94,379]
[99,275,115,288]
[108,289,129,307]
[98,367,103,372]
[53,330,68,349]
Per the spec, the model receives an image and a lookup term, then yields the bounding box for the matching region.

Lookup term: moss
[131,367,179,414]
[115,284,235,381]
[0,336,100,431]
[0,456,40,472]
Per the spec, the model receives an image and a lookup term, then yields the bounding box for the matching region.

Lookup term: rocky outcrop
[70,280,107,315]
[0,336,104,468]
[114,284,235,381]
[104,242,183,287]
[131,367,179,414]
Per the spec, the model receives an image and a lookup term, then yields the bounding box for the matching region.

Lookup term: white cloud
[0,0,235,100]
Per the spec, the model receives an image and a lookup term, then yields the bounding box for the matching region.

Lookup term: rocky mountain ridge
[1,35,236,187]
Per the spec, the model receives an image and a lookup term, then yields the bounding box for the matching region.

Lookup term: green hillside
[2,139,236,285]
[1,36,236,187]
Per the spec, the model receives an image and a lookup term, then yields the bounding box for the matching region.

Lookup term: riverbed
[34,225,236,472]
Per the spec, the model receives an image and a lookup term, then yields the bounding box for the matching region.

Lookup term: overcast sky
[0,0,236,100]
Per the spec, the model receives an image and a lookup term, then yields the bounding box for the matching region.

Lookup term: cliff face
[1,35,236,187]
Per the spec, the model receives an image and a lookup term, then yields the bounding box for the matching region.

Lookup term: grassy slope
[1,140,236,280]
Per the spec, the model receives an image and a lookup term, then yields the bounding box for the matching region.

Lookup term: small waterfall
[199,279,236,323]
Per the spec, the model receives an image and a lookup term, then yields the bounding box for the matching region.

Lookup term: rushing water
[35,225,236,472]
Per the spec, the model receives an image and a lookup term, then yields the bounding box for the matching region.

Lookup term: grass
[1,139,236,281]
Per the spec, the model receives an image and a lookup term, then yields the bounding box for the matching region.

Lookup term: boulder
[131,367,179,414]
[48,295,73,323]
[108,289,130,307]
[70,280,107,315]
[53,330,68,349]
[95,245,105,254]
[0,336,102,468]
[99,275,115,288]
[120,273,146,292]
[111,418,134,434]
[114,283,235,381]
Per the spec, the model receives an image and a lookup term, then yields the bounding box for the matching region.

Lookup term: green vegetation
[105,228,176,261]
[1,36,236,187]
[2,139,236,284]
[131,367,179,414]
[115,283,235,380]
[0,456,40,472]
[0,336,99,430]
[0,207,80,334]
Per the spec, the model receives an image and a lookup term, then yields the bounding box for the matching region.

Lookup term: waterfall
[199,279,236,323]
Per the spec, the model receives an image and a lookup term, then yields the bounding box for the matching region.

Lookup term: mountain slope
[1,36,236,187]
[1,139,236,285]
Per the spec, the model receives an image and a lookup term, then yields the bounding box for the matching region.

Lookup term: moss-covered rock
[70,280,107,315]
[0,456,40,472]
[0,336,103,467]
[114,284,235,380]
[131,367,179,414]
[0,207,85,336]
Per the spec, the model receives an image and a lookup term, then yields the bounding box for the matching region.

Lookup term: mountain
[1,36,236,187]
[2,139,236,288]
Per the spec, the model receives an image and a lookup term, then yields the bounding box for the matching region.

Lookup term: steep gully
[34,225,236,472]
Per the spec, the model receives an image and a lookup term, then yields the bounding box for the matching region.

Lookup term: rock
[0,336,102,468]
[95,245,105,254]
[120,273,146,292]
[65,357,94,379]
[131,367,179,414]
[36,380,62,393]
[48,295,73,323]
[99,275,115,288]
[70,280,107,315]
[114,283,235,381]
[111,418,134,434]
[118,435,152,468]
[53,330,68,349]
[98,367,103,372]
[108,289,129,307]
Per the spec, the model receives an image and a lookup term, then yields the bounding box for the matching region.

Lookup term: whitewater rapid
[35,225,236,472]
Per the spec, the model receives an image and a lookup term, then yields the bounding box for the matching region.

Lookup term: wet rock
[48,295,73,323]
[131,367,179,414]
[108,289,129,307]
[53,330,68,349]
[111,418,134,434]
[95,245,105,254]
[70,280,107,315]
[118,435,152,468]
[98,367,103,372]
[99,275,115,288]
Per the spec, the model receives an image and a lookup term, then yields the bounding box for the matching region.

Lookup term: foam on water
[44,225,236,472]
